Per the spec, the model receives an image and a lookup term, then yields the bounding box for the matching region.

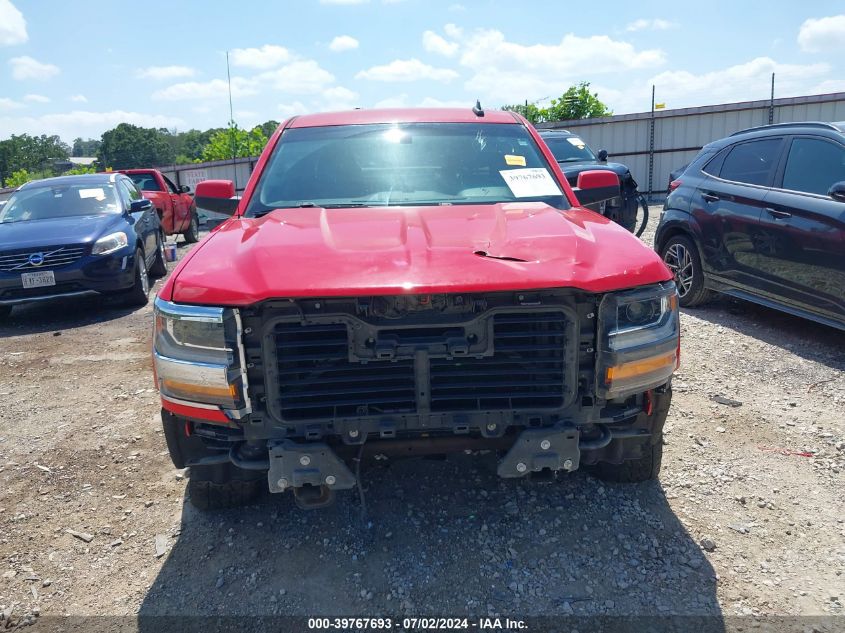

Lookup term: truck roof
[288,107,521,128]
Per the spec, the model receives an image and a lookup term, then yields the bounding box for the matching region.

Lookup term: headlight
[153,298,250,412]
[597,282,679,399]
[92,231,129,255]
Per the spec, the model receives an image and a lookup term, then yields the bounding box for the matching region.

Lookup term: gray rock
[65,529,94,543]
[700,538,717,552]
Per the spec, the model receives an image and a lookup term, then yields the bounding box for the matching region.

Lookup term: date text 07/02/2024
[307,617,528,630]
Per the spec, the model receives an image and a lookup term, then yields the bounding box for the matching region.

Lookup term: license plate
[21,270,56,289]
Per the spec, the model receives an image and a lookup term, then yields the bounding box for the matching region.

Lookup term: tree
[0,133,70,187]
[256,120,280,138]
[201,122,269,162]
[502,82,612,123]
[71,137,101,157]
[97,123,175,170]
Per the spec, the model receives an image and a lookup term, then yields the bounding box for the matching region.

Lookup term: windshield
[128,173,162,191]
[0,182,121,224]
[245,122,568,215]
[542,136,598,163]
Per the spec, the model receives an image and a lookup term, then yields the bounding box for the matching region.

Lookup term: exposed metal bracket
[497,427,580,478]
[267,441,356,493]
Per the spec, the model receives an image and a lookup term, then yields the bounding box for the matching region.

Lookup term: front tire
[592,437,663,483]
[182,208,200,244]
[187,464,261,511]
[660,235,712,307]
[117,248,150,307]
[149,232,167,277]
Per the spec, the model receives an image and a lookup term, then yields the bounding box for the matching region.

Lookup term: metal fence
[537,91,845,199]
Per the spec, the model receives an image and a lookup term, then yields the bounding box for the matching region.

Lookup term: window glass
[120,179,142,202]
[162,175,179,194]
[782,137,845,196]
[719,139,782,186]
[542,135,598,163]
[701,148,728,176]
[129,173,162,192]
[0,182,121,224]
[246,122,568,214]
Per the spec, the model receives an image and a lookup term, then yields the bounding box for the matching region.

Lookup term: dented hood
[166,203,672,305]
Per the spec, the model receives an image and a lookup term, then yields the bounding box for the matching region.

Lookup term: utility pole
[768,73,775,125]
[226,51,238,191]
[648,85,655,201]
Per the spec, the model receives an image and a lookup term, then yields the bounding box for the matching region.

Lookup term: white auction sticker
[499,168,562,198]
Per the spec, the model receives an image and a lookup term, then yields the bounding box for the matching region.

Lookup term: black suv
[539,129,646,234]
[655,121,845,330]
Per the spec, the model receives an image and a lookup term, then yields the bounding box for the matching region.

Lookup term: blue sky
[1,0,844,143]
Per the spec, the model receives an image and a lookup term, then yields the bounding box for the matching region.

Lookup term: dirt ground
[0,211,843,630]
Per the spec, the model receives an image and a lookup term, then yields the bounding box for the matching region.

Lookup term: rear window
[0,182,121,224]
[717,138,782,186]
[245,122,568,215]
[129,173,162,192]
[542,135,598,163]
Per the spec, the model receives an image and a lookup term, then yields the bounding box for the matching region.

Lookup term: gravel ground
[0,211,843,630]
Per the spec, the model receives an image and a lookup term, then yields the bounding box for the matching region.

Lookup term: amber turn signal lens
[605,351,677,382]
[160,379,238,401]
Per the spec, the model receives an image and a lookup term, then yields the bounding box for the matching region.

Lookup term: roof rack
[729,121,840,137]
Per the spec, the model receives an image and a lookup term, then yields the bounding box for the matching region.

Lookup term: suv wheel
[187,464,261,511]
[117,248,150,307]
[149,232,168,277]
[660,235,712,307]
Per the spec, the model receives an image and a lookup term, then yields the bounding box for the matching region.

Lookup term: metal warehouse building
[537,91,845,199]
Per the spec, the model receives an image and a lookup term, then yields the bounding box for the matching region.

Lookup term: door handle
[701,193,719,202]
[765,208,792,219]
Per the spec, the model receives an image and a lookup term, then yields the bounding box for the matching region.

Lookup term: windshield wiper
[252,202,371,217]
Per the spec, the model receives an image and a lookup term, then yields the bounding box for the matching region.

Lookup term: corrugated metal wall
[537,92,845,197]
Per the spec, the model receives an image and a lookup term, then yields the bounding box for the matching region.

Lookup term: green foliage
[201,122,269,162]
[71,137,101,157]
[0,133,70,186]
[97,123,175,170]
[503,82,612,123]
[64,165,97,175]
[7,168,52,188]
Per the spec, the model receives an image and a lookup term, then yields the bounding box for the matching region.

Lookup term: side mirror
[828,181,845,203]
[573,170,620,207]
[180,185,191,194]
[597,149,608,162]
[130,198,153,213]
[195,180,238,215]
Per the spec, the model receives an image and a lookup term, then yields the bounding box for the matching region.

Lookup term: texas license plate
[21,270,56,289]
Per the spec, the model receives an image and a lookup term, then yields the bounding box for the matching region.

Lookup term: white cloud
[278,101,308,118]
[418,96,471,108]
[321,85,359,110]
[422,30,459,57]
[0,110,185,142]
[230,44,292,69]
[152,77,258,101]
[69,94,88,103]
[374,94,409,108]
[448,4,466,12]
[0,97,23,111]
[329,35,359,52]
[356,58,459,82]
[798,14,845,53]
[0,0,27,46]
[9,55,59,80]
[258,60,335,94]
[137,65,196,80]
[23,93,49,103]
[625,18,677,32]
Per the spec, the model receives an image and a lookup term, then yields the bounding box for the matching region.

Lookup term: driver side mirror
[829,181,845,203]
[572,170,620,207]
[180,185,191,194]
[597,149,608,162]
[129,199,153,213]
[195,180,239,215]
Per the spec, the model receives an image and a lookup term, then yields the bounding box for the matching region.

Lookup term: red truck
[118,169,199,242]
[152,107,680,510]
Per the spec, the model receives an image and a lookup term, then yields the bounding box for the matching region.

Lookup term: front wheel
[187,463,262,511]
[117,248,150,307]
[182,208,200,244]
[592,436,663,483]
[660,235,712,307]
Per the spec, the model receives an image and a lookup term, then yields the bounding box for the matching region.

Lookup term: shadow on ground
[0,295,148,337]
[139,452,724,630]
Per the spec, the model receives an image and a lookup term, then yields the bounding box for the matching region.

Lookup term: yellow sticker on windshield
[505,154,527,167]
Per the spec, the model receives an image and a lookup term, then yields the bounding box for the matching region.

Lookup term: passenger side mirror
[180,185,191,194]
[597,149,608,162]
[195,180,239,215]
[130,199,153,213]
[572,170,620,207]
[828,181,845,203]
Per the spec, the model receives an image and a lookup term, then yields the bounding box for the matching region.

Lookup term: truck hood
[167,202,671,305]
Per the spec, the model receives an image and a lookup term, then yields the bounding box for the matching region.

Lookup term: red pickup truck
[152,107,679,511]
[118,169,199,242]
